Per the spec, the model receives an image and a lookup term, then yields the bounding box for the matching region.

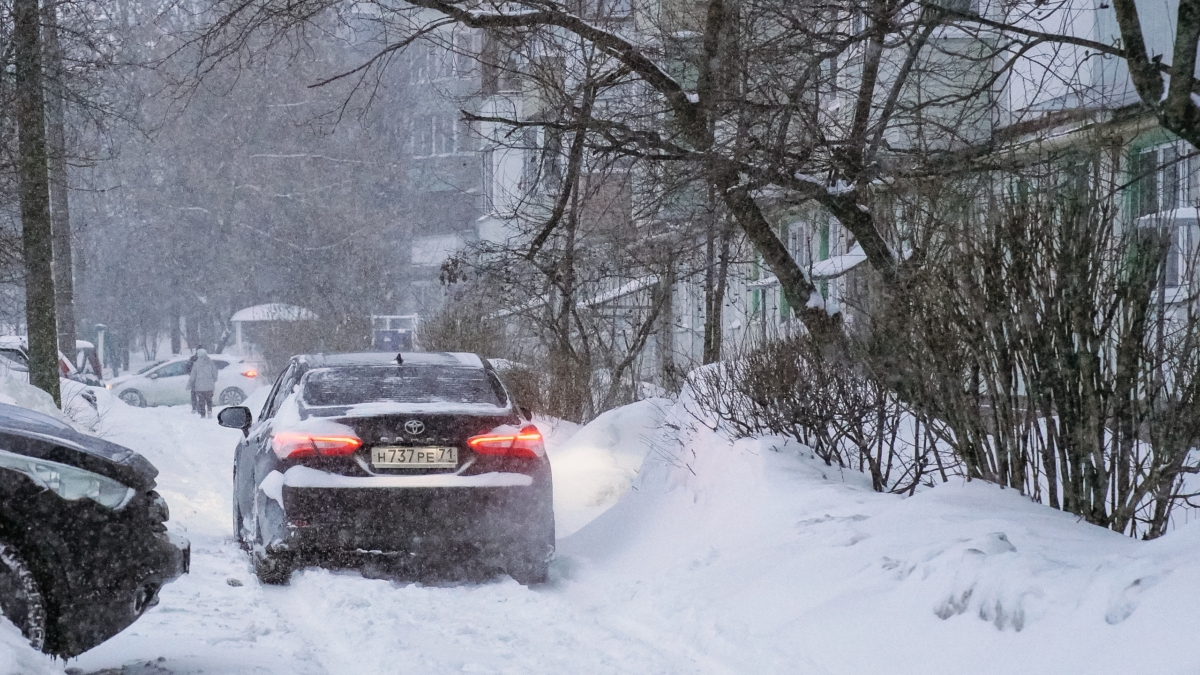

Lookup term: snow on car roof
[157,353,238,363]
[300,352,484,368]
[0,336,95,350]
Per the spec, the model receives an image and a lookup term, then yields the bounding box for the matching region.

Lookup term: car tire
[219,387,246,406]
[118,389,147,408]
[250,497,291,585]
[0,540,47,651]
[252,547,292,585]
[505,542,553,585]
[232,469,248,551]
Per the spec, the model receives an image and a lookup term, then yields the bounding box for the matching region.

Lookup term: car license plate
[371,446,458,469]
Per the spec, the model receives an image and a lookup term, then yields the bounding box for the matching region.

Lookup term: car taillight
[466,425,544,459]
[242,369,257,378]
[271,432,362,459]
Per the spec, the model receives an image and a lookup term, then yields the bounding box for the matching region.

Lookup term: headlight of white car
[0,448,135,510]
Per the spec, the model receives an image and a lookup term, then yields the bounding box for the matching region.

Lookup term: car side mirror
[218,406,253,436]
[148,372,158,379]
[519,405,533,420]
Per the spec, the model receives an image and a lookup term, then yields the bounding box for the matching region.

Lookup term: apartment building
[416,0,1199,392]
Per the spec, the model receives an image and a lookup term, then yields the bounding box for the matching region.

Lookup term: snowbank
[0,376,68,426]
[544,399,669,537]
[556,405,1200,674]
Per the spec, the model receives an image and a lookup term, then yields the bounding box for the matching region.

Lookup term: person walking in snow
[188,349,219,418]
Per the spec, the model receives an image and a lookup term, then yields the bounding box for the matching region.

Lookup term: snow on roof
[577,276,659,308]
[493,277,660,318]
[230,303,318,323]
[810,243,867,279]
[1137,207,1200,223]
[746,244,868,288]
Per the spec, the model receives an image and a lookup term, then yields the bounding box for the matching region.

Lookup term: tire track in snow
[265,565,734,675]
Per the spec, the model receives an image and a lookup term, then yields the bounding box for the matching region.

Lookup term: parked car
[218,352,554,585]
[108,353,262,408]
[0,402,189,656]
[0,336,102,386]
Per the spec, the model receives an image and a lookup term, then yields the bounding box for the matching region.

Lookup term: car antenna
[395,353,404,365]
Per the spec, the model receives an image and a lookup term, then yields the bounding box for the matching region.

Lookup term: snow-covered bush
[876,174,1200,537]
[686,334,956,493]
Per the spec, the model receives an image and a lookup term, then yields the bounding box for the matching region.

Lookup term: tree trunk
[14,0,61,404]
[43,3,76,361]
[700,200,729,365]
[171,304,182,354]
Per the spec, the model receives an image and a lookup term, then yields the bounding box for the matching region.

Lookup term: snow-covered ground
[1,383,1198,674]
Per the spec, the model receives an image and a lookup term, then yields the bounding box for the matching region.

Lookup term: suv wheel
[0,541,46,650]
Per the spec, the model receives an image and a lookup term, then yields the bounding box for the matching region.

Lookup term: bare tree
[13,0,60,403]
[44,0,76,359]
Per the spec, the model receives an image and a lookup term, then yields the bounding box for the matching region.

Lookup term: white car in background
[0,336,101,384]
[108,354,263,408]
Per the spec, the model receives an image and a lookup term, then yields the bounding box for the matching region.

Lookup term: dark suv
[220,352,554,585]
[0,403,189,656]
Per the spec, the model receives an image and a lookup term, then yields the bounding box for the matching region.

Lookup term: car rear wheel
[219,387,246,406]
[232,469,249,551]
[505,540,553,585]
[250,497,291,585]
[252,546,292,585]
[118,389,146,408]
[0,541,47,650]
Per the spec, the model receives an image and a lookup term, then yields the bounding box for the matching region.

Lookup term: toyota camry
[219,352,553,585]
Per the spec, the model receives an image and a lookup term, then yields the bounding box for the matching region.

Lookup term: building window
[519,127,539,193]
[1135,141,1199,217]
[1165,223,1189,288]
[457,118,477,153]
[438,117,455,154]
[1135,149,1160,217]
[935,0,978,12]
[454,31,478,76]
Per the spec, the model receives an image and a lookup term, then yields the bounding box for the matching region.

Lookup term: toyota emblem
[404,420,426,435]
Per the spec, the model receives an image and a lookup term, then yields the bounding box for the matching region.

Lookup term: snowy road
[69,400,718,675]
[28,390,1200,675]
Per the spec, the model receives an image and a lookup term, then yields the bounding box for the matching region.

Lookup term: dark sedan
[0,403,189,656]
[219,352,554,585]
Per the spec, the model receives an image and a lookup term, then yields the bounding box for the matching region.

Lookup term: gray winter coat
[188,351,219,392]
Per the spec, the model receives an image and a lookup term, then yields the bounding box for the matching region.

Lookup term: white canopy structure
[230,303,318,354]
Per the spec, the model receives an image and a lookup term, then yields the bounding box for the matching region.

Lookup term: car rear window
[301,366,507,407]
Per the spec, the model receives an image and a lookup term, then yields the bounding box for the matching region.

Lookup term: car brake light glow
[271,432,362,459]
[466,425,544,459]
[241,369,257,378]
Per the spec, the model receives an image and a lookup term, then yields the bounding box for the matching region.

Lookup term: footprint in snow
[1105,574,1162,624]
